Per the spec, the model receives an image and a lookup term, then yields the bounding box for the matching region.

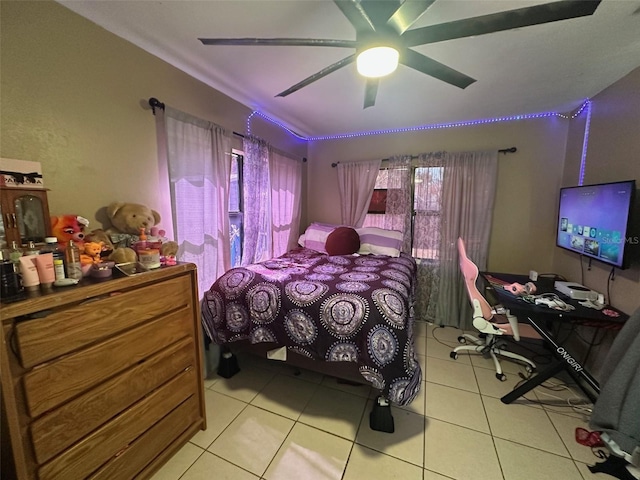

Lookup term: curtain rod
[331,147,517,167]
[148,97,245,139]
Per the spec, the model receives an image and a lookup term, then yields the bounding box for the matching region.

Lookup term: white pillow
[298,233,306,247]
[356,227,403,257]
[303,222,339,253]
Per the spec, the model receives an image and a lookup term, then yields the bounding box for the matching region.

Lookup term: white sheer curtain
[161,107,232,298]
[241,136,272,265]
[435,150,498,329]
[270,149,302,256]
[337,159,382,227]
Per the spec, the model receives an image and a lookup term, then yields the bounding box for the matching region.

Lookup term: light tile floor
[152,322,606,480]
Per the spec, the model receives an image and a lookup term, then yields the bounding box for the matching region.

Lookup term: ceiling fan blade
[387,0,436,35]
[360,0,401,27]
[199,38,357,48]
[276,54,356,97]
[403,0,602,47]
[364,79,379,109]
[334,0,376,33]
[401,48,476,89]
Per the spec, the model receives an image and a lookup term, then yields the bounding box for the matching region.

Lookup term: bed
[200,224,423,430]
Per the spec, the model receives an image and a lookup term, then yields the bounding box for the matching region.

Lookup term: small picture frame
[368,189,387,214]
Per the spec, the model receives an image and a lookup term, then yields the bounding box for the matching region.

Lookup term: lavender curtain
[241,136,272,265]
[435,150,498,329]
[337,159,382,227]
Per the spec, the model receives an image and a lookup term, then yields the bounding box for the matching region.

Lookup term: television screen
[556,180,636,269]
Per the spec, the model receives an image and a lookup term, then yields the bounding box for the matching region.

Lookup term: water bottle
[41,237,64,261]
[65,240,83,280]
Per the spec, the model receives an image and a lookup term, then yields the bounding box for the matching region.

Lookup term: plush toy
[83,230,114,258]
[50,215,90,249]
[99,201,178,263]
[80,241,104,266]
[105,202,161,237]
[85,228,136,264]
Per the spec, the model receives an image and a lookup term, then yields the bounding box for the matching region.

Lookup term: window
[229,153,243,267]
[364,165,443,260]
[412,166,443,259]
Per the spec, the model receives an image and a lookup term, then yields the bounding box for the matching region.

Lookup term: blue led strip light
[578,100,592,186]
[247,100,591,142]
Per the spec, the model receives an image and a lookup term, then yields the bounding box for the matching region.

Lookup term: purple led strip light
[247,111,306,140]
[578,100,592,186]
[247,100,592,142]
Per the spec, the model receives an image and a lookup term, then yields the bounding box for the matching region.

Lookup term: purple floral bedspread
[201,247,422,405]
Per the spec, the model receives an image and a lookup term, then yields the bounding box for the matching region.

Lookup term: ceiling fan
[199,0,602,109]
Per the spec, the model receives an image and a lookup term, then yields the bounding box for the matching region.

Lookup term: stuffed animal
[100,201,178,263]
[50,215,90,249]
[106,202,161,237]
[85,228,136,264]
[80,241,104,266]
[83,229,113,258]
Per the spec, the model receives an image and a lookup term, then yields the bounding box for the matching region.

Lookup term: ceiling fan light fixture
[357,46,399,78]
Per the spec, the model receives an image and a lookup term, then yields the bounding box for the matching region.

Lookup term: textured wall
[1,0,306,231]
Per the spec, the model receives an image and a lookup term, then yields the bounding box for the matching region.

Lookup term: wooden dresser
[0,263,206,480]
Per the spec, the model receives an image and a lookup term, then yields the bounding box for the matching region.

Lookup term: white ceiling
[58,0,640,138]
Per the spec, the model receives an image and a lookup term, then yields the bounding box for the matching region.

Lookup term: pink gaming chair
[451,237,538,381]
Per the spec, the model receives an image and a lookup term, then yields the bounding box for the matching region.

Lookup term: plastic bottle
[41,237,65,262]
[65,240,83,280]
[135,227,148,251]
[53,259,66,281]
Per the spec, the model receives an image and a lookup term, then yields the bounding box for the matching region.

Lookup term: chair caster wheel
[450,351,458,360]
[457,336,466,344]
[496,373,507,381]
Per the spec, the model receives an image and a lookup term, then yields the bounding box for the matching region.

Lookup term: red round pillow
[325,227,360,255]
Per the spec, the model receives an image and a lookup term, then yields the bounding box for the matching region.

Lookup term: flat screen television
[556,180,636,269]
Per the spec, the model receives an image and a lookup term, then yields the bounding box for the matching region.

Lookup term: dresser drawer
[37,367,198,480]
[89,396,201,480]
[30,337,196,464]
[15,275,192,369]
[23,306,193,417]
[1,264,205,480]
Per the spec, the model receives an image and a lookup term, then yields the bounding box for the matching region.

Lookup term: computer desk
[481,272,629,405]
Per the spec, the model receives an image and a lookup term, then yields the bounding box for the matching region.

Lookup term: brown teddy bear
[89,202,178,264]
